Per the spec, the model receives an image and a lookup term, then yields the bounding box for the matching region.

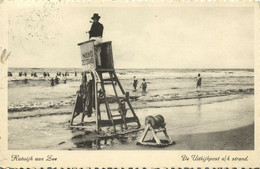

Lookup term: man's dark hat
[91,13,101,20]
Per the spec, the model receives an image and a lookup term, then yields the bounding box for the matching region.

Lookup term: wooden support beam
[96,69,115,72]
[70,70,141,135]
[109,72,128,130]
[125,94,141,128]
[99,72,116,133]
[70,92,79,126]
[99,117,139,127]
[113,72,125,95]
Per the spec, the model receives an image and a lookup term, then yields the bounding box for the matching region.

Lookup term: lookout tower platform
[77,40,115,72]
[70,40,141,134]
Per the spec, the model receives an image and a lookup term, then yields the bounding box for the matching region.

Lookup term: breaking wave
[8,87,254,120]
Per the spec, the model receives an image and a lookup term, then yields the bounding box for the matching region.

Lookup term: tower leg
[98,72,116,133]
[109,72,128,130]
[113,72,141,128]
[70,92,80,126]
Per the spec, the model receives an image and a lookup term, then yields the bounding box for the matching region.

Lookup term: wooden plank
[96,69,115,72]
[70,92,79,126]
[77,39,95,46]
[72,121,96,126]
[136,142,159,146]
[70,126,92,129]
[103,82,113,85]
[125,97,141,128]
[154,128,166,133]
[111,114,121,117]
[109,72,128,129]
[95,77,99,132]
[103,77,116,81]
[113,72,125,94]
[99,72,116,133]
[98,96,139,104]
[99,117,139,127]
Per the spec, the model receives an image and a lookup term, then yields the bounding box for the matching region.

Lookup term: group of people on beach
[8,72,12,76]
[132,73,202,93]
[132,76,147,93]
[17,71,77,79]
[56,71,78,77]
[50,71,79,86]
[50,76,63,86]
[31,72,38,77]
[8,71,75,86]
[43,72,50,78]
[56,71,74,77]
[18,72,27,77]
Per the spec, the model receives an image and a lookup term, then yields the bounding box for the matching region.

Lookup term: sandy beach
[8,94,254,150]
[3,5,256,168]
[7,68,254,150]
[103,124,254,150]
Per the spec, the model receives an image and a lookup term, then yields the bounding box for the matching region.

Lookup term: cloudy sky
[8,3,254,69]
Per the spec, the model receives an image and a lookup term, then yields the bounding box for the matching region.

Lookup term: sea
[7,68,254,149]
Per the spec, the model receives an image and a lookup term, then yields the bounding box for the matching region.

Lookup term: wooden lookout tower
[70,40,141,134]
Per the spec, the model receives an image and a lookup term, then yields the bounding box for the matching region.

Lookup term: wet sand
[8,95,254,150]
[104,124,254,150]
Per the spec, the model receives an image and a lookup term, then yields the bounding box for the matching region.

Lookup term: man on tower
[86,13,104,66]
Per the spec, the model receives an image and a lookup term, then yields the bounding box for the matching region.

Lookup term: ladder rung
[103,82,113,84]
[103,78,111,82]
[112,114,122,117]
[96,69,115,72]
[103,78,116,82]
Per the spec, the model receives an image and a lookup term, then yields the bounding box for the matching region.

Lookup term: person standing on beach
[140,78,147,93]
[51,78,55,86]
[133,76,138,91]
[196,73,202,89]
[8,72,12,76]
[86,13,104,66]
[55,76,60,84]
[24,78,28,84]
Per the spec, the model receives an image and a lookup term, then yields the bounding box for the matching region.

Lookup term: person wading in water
[133,76,138,91]
[140,78,147,93]
[196,73,202,90]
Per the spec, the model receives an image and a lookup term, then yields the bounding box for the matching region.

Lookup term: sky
[8,3,254,69]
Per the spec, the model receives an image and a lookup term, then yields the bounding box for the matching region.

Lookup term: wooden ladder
[96,70,141,133]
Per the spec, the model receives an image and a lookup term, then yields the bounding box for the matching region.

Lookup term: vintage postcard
[0,0,259,168]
